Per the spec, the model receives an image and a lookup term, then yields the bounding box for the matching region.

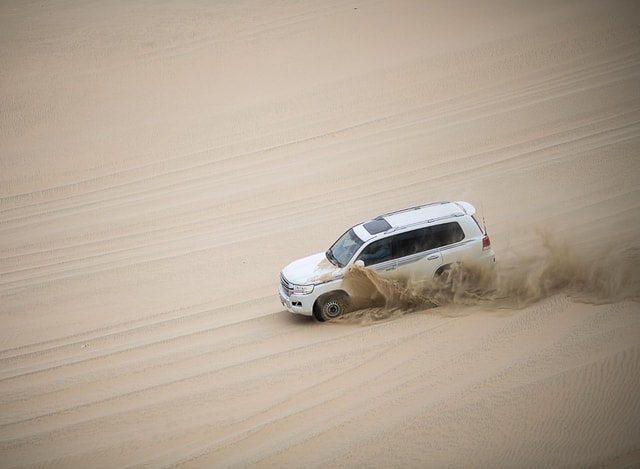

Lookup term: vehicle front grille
[280,273,293,296]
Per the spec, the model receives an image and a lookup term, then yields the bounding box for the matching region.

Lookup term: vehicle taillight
[482,235,491,250]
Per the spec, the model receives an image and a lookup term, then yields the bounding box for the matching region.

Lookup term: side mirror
[354,260,365,268]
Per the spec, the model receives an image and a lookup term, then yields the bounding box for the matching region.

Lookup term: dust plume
[340,231,640,323]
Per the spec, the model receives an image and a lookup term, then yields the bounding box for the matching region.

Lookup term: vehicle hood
[281,252,343,285]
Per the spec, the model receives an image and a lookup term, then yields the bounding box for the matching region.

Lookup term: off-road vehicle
[279,201,495,321]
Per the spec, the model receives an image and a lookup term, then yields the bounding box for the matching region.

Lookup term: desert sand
[1,0,640,467]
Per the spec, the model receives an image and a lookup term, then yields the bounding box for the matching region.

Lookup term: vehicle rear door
[391,228,443,283]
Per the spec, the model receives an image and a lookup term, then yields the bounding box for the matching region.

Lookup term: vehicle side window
[392,222,465,260]
[357,238,393,266]
[393,228,429,258]
[429,222,465,248]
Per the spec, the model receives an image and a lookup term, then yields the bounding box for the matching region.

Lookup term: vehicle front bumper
[279,284,314,316]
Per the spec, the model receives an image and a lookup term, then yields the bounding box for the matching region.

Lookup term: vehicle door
[355,237,397,278]
[391,228,443,284]
[435,221,474,265]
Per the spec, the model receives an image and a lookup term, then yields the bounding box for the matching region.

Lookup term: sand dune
[1,0,639,467]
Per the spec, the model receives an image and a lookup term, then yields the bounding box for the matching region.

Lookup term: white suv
[279,201,495,321]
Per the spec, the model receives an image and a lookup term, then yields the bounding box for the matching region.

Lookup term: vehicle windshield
[326,228,364,268]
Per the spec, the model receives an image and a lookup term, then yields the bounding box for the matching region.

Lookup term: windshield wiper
[326,249,340,267]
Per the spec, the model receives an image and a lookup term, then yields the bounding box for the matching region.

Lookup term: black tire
[314,292,350,321]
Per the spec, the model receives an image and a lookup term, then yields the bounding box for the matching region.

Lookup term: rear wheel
[435,263,460,291]
[314,292,350,321]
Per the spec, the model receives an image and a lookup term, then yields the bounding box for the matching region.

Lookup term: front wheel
[314,292,350,321]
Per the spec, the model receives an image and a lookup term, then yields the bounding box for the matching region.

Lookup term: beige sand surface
[2,1,640,467]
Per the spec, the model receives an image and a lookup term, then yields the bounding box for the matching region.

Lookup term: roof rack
[383,211,464,234]
[375,200,450,220]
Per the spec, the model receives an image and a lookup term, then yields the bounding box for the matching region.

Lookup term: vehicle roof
[354,201,476,241]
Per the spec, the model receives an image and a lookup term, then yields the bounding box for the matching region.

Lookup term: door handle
[427,254,439,260]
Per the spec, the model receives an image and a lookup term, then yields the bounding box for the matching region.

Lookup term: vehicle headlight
[293,284,314,295]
